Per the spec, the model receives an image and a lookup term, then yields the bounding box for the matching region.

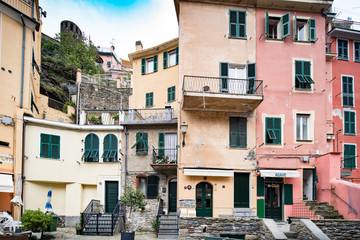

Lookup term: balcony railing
[183,75,263,96]
[152,147,177,164]
[81,108,178,125]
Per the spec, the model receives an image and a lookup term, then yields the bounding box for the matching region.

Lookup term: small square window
[343,144,356,169]
[296,114,310,141]
[146,92,153,107]
[295,60,313,90]
[168,51,176,67]
[338,39,349,60]
[265,117,281,145]
[229,10,246,38]
[344,111,356,135]
[146,59,154,74]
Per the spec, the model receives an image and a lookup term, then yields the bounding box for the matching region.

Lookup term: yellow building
[128,38,179,110]
[0,0,42,216]
[175,0,263,218]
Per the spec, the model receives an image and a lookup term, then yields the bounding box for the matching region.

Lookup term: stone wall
[312,219,360,239]
[80,82,132,110]
[290,219,320,240]
[179,217,272,240]
[125,199,159,232]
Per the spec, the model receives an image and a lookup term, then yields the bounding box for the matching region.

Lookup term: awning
[0,174,14,192]
[259,169,300,178]
[184,169,234,177]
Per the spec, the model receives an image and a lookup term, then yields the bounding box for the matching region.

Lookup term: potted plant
[120,185,147,240]
[21,209,52,239]
[75,224,82,235]
[87,116,102,125]
[113,114,120,125]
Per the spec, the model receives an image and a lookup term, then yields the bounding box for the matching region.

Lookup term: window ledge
[344,133,356,136]
[342,105,354,108]
[229,147,248,150]
[166,64,178,69]
[265,38,284,43]
[337,57,349,61]
[39,157,61,160]
[228,36,247,40]
[136,153,148,155]
[143,71,158,75]
[354,60,360,63]
[296,140,313,142]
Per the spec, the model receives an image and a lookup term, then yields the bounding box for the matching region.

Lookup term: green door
[234,173,250,208]
[169,181,177,212]
[196,182,212,217]
[105,181,119,213]
[265,184,282,220]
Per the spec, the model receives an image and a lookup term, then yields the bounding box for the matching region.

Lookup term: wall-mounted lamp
[180,121,188,147]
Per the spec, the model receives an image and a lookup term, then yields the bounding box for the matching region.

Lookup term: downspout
[31,1,34,18]
[20,14,26,109]
[21,120,26,217]
[124,126,128,189]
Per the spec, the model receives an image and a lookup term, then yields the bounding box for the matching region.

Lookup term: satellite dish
[203,86,210,92]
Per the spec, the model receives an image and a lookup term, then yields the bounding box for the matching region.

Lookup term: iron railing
[81,199,100,230]
[183,75,263,96]
[82,108,178,125]
[110,200,125,234]
[156,199,164,232]
[48,98,65,111]
[152,147,178,164]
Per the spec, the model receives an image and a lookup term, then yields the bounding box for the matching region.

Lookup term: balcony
[182,75,263,112]
[81,108,178,125]
[150,147,177,172]
[326,42,337,61]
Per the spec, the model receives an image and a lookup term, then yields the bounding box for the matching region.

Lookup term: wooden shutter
[284,184,293,204]
[313,168,317,201]
[247,63,256,94]
[147,175,159,198]
[51,135,60,159]
[229,10,237,37]
[40,134,50,158]
[309,19,316,42]
[153,55,158,72]
[274,118,281,144]
[350,112,355,134]
[175,47,179,65]
[294,12,297,40]
[143,132,148,154]
[141,58,145,75]
[281,12,290,38]
[220,62,229,92]
[239,118,247,148]
[257,176,264,196]
[158,132,165,157]
[355,42,360,61]
[229,118,238,147]
[265,10,269,38]
[238,11,246,37]
[102,134,110,158]
[163,51,168,69]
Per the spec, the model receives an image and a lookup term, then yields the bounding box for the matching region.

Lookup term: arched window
[82,133,99,162]
[102,134,118,162]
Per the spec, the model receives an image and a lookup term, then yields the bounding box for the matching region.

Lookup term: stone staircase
[277,222,298,240]
[83,214,116,235]
[233,208,258,218]
[305,201,344,219]
[158,213,178,239]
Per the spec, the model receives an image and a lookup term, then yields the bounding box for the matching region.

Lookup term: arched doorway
[196,182,212,217]
[168,179,177,213]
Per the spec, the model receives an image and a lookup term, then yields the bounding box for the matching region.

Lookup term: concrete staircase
[233,208,258,218]
[158,213,178,239]
[276,222,298,240]
[305,201,344,219]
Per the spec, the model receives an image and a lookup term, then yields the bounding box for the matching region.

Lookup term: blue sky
[40,0,359,60]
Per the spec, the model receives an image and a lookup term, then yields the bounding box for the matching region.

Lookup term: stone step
[160,220,178,225]
[284,231,298,238]
[159,229,178,234]
[233,208,254,213]
[159,225,178,230]
[313,209,339,216]
[160,215,178,220]
[305,201,329,207]
[158,233,179,239]
[322,214,344,219]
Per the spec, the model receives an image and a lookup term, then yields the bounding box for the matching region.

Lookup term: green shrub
[21,209,52,232]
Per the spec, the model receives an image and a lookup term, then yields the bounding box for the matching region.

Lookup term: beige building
[0,0,42,216]
[175,0,263,218]
[23,116,123,226]
[128,38,178,110]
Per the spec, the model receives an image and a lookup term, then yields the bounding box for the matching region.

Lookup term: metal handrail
[156,199,164,231]
[81,199,100,231]
[152,147,178,164]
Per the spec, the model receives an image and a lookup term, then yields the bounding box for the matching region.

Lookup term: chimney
[136,41,143,51]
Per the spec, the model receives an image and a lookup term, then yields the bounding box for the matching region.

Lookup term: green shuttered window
[132,132,148,155]
[230,117,247,148]
[265,117,281,145]
[141,58,146,75]
[163,51,168,69]
[146,92,154,107]
[344,111,356,135]
[40,134,60,159]
[229,10,246,38]
[167,86,175,102]
[344,144,356,169]
[355,42,360,62]
[338,39,349,60]
[284,184,293,205]
[158,133,165,157]
[220,62,229,92]
[281,12,290,39]
[295,60,314,90]
[309,19,316,42]
[82,133,99,162]
[257,176,264,197]
[342,76,354,107]
[147,175,159,199]
[102,134,118,162]
[153,55,158,72]
[247,63,256,94]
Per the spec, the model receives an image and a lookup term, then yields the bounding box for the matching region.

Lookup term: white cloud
[40,0,178,59]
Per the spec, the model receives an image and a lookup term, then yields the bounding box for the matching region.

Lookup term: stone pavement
[42,228,172,240]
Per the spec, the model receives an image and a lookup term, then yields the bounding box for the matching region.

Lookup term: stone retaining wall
[312,219,360,239]
[125,199,159,232]
[290,219,321,240]
[179,217,273,240]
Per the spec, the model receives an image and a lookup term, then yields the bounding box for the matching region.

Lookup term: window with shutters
[342,76,354,107]
[265,117,281,145]
[147,175,159,199]
[295,60,314,90]
[265,11,290,40]
[146,92,153,107]
[167,86,175,102]
[229,10,246,38]
[220,62,256,94]
[344,111,356,135]
[141,55,158,74]
[229,117,247,148]
[296,114,310,141]
[293,15,316,42]
[102,134,118,162]
[40,133,60,159]
[132,132,148,155]
[157,132,177,163]
[82,133,99,162]
[338,39,349,60]
[355,42,360,62]
[163,47,179,69]
[343,144,356,169]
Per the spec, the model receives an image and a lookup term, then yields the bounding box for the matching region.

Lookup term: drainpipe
[123,126,128,190]
[20,14,26,109]
[20,120,26,218]
[31,1,34,18]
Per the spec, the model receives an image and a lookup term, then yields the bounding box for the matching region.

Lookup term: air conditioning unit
[326,133,335,140]
[302,156,309,162]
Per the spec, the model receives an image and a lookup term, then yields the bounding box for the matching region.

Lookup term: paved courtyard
[42,228,167,240]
